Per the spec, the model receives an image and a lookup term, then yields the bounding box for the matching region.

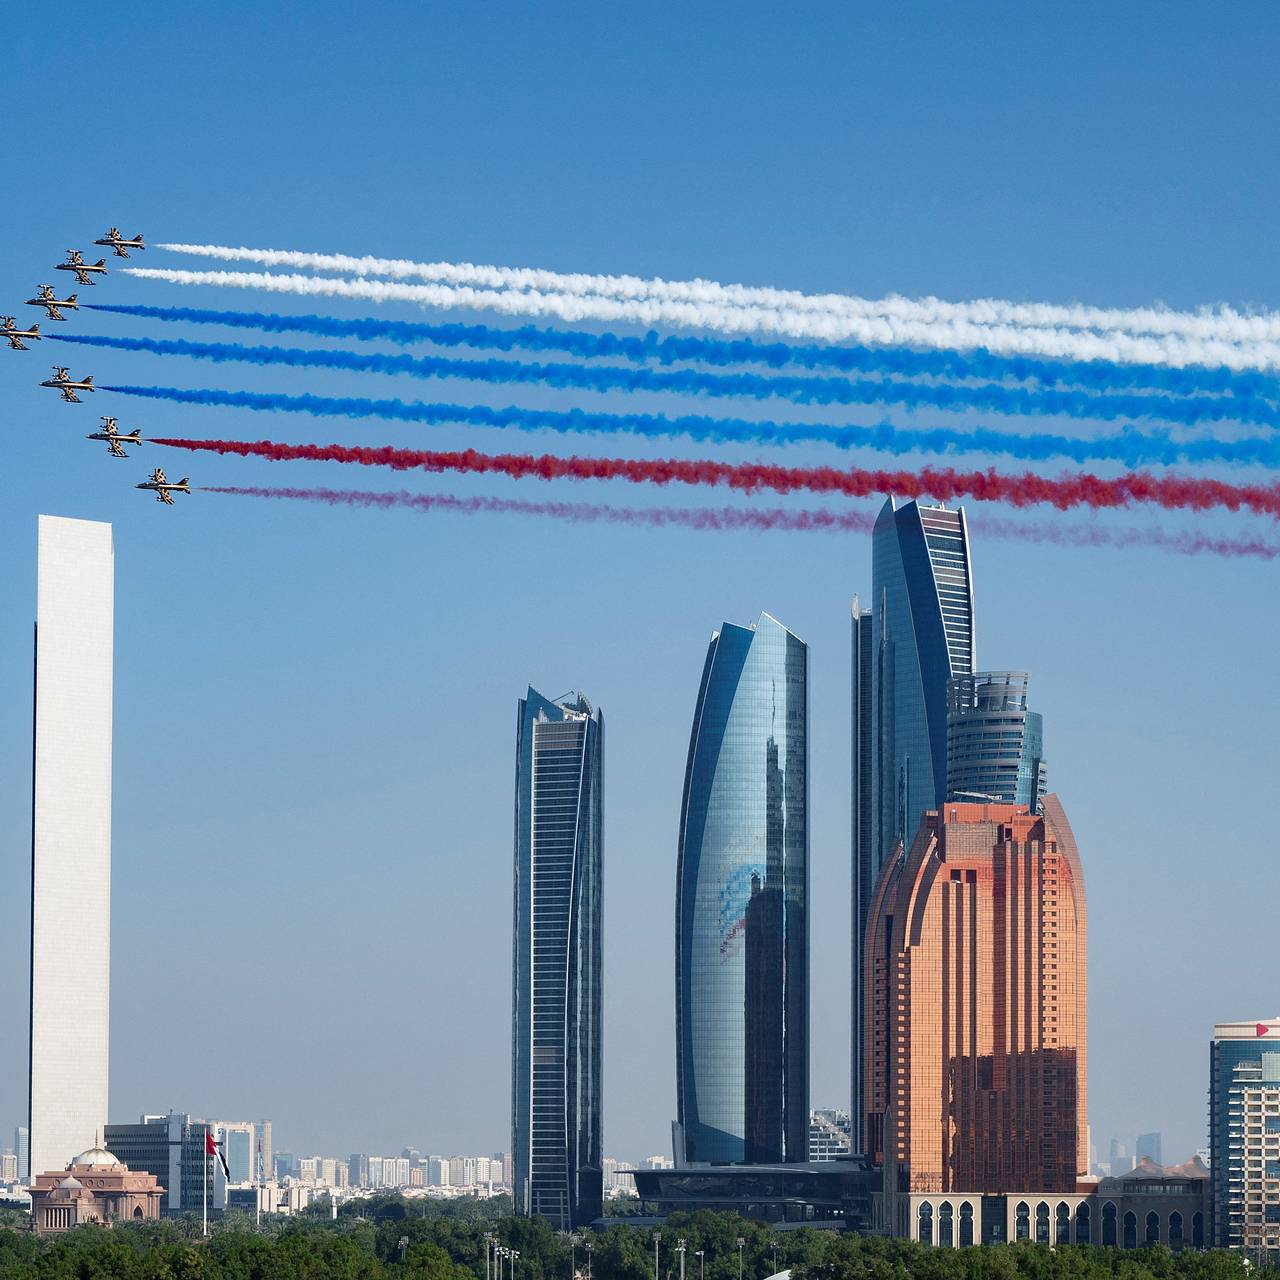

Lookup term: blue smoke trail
[102,382,1280,469]
[51,330,1280,429]
[83,301,1280,402]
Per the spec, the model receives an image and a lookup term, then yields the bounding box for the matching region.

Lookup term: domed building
[29,1142,164,1234]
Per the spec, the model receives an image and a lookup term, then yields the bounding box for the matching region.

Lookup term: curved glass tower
[675,613,808,1166]
[512,688,602,1229]
[946,670,1046,811]
[871,498,975,865]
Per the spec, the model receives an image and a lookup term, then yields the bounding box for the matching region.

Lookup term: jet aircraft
[55,250,107,286]
[87,417,142,458]
[40,366,95,402]
[94,228,145,258]
[135,467,190,505]
[2,317,41,350]
[26,286,78,321]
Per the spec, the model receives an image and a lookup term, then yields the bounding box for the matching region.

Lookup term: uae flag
[206,1129,230,1179]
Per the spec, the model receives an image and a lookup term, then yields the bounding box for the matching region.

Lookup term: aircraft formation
[9,229,192,506]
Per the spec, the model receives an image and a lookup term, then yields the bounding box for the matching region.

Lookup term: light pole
[570,1235,578,1280]
[586,1242,594,1280]
[653,1231,662,1280]
[696,1250,704,1280]
[677,1239,687,1280]
[770,1243,778,1277]
[737,1238,745,1280]
[485,1233,494,1280]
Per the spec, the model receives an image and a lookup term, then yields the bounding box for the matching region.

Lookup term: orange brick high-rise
[864,796,1087,1195]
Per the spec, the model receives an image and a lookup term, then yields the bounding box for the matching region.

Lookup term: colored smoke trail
[122,268,1280,370]
[102,381,1280,470]
[149,435,1280,519]
[55,330,1280,429]
[84,302,1280,400]
[201,485,1280,560]
[157,242,1280,345]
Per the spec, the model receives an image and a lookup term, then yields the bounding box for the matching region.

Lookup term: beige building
[881,1157,1208,1249]
[30,1144,163,1235]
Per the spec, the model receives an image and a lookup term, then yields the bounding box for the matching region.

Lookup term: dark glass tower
[946,670,1046,811]
[872,498,975,864]
[852,500,974,1148]
[675,613,808,1166]
[512,688,602,1229]
[849,595,873,1154]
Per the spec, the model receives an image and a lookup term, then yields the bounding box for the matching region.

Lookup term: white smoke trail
[124,266,1280,370]
[156,241,1280,345]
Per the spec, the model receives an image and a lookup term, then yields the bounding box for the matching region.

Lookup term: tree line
[0,1200,1273,1280]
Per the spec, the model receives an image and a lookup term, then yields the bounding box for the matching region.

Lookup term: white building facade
[29,516,114,1178]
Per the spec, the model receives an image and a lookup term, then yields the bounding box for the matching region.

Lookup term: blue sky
[1,1,1277,1166]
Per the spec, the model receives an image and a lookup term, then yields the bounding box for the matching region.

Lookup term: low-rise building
[881,1158,1209,1249]
[30,1144,163,1234]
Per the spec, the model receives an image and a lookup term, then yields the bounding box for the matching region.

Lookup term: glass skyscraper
[852,499,974,1150]
[511,688,603,1229]
[946,670,1046,812]
[675,613,808,1166]
[1209,1019,1280,1250]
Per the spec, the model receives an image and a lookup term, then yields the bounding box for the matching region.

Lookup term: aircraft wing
[62,389,81,403]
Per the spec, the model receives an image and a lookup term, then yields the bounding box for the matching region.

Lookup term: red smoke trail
[151,437,1280,519]
[202,485,1280,560]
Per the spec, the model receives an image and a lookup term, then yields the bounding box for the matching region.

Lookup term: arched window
[133,1205,144,1219]
[1145,1211,1160,1245]
[1169,1211,1184,1249]
[1102,1201,1117,1247]
[1075,1201,1091,1244]
[959,1201,974,1247]
[918,1202,934,1245]
[1056,1202,1071,1245]
[939,1201,954,1248]
[1036,1201,1050,1244]
[1123,1210,1138,1249]
[1015,1201,1030,1242]
[1193,1211,1204,1247]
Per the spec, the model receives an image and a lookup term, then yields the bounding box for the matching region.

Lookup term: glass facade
[675,613,808,1166]
[1209,1021,1280,1250]
[871,499,975,868]
[855,500,973,1144]
[946,671,1046,811]
[849,597,873,1153]
[512,689,603,1229]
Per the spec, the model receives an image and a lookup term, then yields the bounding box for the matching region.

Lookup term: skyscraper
[675,613,808,1166]
[946,671,1046,811]
[1135,1132,1163,1166]
[1209,1019,1280,1250]
[864,796,1087,1194]
[29,515,114,1179]
[852,501,975,1151]
[850,597,873,1154]
[872,499,976,866]
[511,688,603,1230]
[14,1127,29,1182]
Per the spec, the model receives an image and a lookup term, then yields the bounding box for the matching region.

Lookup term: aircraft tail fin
[178,477,189,488]
[83,375,94,386]
[67,294,77,305]
[30,324,39,335]
[94,259,106,269]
